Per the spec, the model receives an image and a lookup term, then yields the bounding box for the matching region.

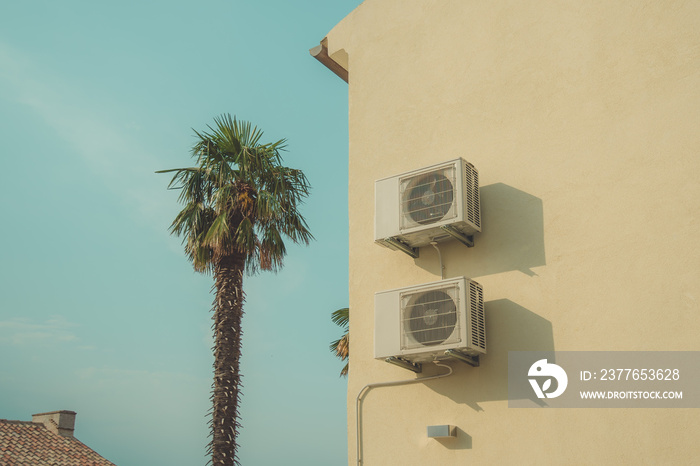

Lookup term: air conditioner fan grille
[402,289,457,347]
[401,169,455,227]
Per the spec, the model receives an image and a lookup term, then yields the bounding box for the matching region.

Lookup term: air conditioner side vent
[465,163,480,230]
[469,281,485,351]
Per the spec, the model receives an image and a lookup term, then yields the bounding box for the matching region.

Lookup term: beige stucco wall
[323,1,700,464]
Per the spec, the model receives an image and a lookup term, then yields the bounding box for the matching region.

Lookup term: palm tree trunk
[210,253,245,465]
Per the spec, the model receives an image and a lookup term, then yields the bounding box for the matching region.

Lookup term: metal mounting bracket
[385,356,423,373]
[439,225,474,248]
[384,237,419,258]
[445,349,480,367]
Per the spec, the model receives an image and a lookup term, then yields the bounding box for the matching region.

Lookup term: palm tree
[329,307,349,377]
[158,114,312,465]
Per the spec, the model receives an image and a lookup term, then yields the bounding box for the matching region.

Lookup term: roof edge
[309,38,349,83]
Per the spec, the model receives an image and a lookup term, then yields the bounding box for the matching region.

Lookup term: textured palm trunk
[210,253,245,465]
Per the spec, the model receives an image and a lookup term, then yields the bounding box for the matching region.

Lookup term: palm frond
[331,307,349,328]
[158,113,312,276]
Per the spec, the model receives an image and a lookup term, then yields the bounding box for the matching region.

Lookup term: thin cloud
[0,316,78,346]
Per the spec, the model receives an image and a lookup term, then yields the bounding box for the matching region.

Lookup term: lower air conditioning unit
[374,277,485,364]
[375,158,481,252]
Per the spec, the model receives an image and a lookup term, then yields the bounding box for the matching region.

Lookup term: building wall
[324,1,700,464]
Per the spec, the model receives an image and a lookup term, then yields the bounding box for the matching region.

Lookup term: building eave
[309,38,349,83]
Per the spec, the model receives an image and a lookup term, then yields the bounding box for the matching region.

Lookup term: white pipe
[355,362,453,465]
[430,241,445,279]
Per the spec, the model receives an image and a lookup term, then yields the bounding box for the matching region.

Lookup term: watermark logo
[510,351,698,408]
[528,359,568,398]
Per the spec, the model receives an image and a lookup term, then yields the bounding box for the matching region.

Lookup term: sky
[0,1,360,464]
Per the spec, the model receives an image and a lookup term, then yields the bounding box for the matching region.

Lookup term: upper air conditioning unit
[374,277,485,368]
[375,158,481,255]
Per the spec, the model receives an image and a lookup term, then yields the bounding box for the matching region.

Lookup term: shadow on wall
[422,299,554,411]
[433,427,472,450]
[415,183,546,278]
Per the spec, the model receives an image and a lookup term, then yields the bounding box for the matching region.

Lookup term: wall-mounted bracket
[385,356,423,373]
[440,225,474,248]
[384,237,419,258]
[445,349,480,367]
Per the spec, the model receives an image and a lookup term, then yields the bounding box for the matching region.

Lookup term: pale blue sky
[0,1,358,464]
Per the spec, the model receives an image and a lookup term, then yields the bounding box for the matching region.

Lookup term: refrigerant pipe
[355,361,453,465]
[430,241,445,279]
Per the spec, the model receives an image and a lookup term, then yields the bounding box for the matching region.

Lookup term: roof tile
[0,419,115,466]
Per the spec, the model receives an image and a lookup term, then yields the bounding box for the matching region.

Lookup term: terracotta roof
[0,419,116,466]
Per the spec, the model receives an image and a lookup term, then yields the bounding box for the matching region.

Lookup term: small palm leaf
[330,308,349,377]
[331,307,349,328]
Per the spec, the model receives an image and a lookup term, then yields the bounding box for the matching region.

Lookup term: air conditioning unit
[374,277,485,365]
[375,158,481,253]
